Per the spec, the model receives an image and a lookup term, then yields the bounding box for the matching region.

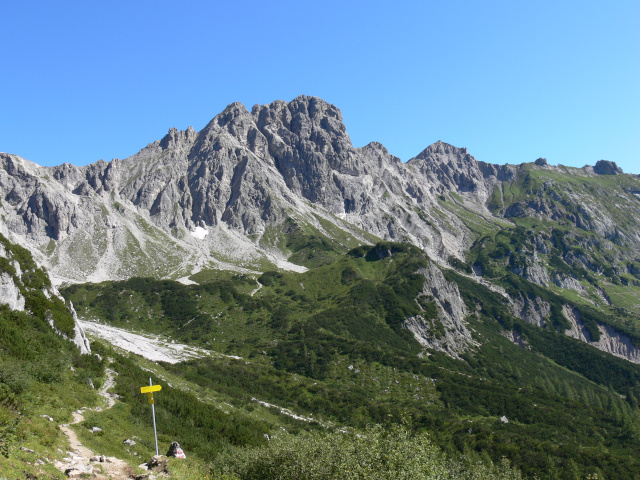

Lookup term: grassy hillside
[65,340,523,480]
[476,166,640,307]
[0,233,104,479]
[62,242,640,479]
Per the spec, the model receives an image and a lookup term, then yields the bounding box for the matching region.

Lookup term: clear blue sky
[2,1,638,173]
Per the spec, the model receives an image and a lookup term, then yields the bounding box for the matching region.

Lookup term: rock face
[404,263,475,357]
[0,270,25,311]
[593,160,623,175]
[563,305,640,363]
[503,330,530,349]
[408,141,515,205]
[0,231,90,354]
[508,294,551,328]
[552,275,588,295]
[510,253,550,286]
[69,301,92,354]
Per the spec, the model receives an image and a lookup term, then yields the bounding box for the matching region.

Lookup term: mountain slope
[0,233,103,478]
[61,244,640,479]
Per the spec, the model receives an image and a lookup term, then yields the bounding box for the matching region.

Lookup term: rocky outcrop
[593,160,623,175]
[407,141,515,205]
[524,261,550,286]
[69,301,91,354]
[563,305,640,363]
[510,253,550,286]
[552,275,588,295]
[0,232,90,354]
[404,263,476,357]
[0,271,25,311]
[502,330,530,349]
[508,294,550,327]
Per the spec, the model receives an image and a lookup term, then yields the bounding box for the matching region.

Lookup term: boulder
[166,441,186,459]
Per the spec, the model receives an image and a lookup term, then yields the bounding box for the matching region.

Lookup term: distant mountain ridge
[3,95,637,288]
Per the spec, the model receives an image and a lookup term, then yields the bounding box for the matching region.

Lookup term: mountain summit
[1,95,639,296]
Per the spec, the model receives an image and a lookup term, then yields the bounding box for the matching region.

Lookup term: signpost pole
[149,377,159,456]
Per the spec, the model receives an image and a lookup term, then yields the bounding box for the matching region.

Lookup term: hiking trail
[55,365,148,479]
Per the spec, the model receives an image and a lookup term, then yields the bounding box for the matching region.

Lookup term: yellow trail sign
[142,378,161,456]
[141,385,162,394]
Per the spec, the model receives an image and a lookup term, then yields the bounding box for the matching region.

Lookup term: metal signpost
[140,378,162,456]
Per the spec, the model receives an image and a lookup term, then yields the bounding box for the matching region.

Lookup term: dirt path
[250,280,263,297]
[55,367,138,479]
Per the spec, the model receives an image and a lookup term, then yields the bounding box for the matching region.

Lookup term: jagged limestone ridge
[2,95,640,361]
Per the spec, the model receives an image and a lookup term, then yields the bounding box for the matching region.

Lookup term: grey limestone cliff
[404,263,475,356]
[563,305,640,363]
[0,96,491,283]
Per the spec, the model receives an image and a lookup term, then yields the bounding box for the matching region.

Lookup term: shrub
[212,424,522,480]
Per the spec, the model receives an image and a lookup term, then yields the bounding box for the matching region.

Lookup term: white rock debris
[78,320,209,364]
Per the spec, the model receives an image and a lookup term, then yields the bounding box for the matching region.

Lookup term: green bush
[0,361,30,395]
[212,424,522,480]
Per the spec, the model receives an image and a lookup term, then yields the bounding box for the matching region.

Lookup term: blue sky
[2,1,638,173]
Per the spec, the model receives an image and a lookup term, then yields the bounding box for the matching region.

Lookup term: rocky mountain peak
[249,96,363,201]
[204,102,254,140]
[411,141,471,162]
[289,95,345,127]
[252,95,349,144]
[355,142,403,176]
[0,152,40,179]
[188,102,261,162]
[216,101,251,124]
[406,141,491,198]
[159,126,197,150]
